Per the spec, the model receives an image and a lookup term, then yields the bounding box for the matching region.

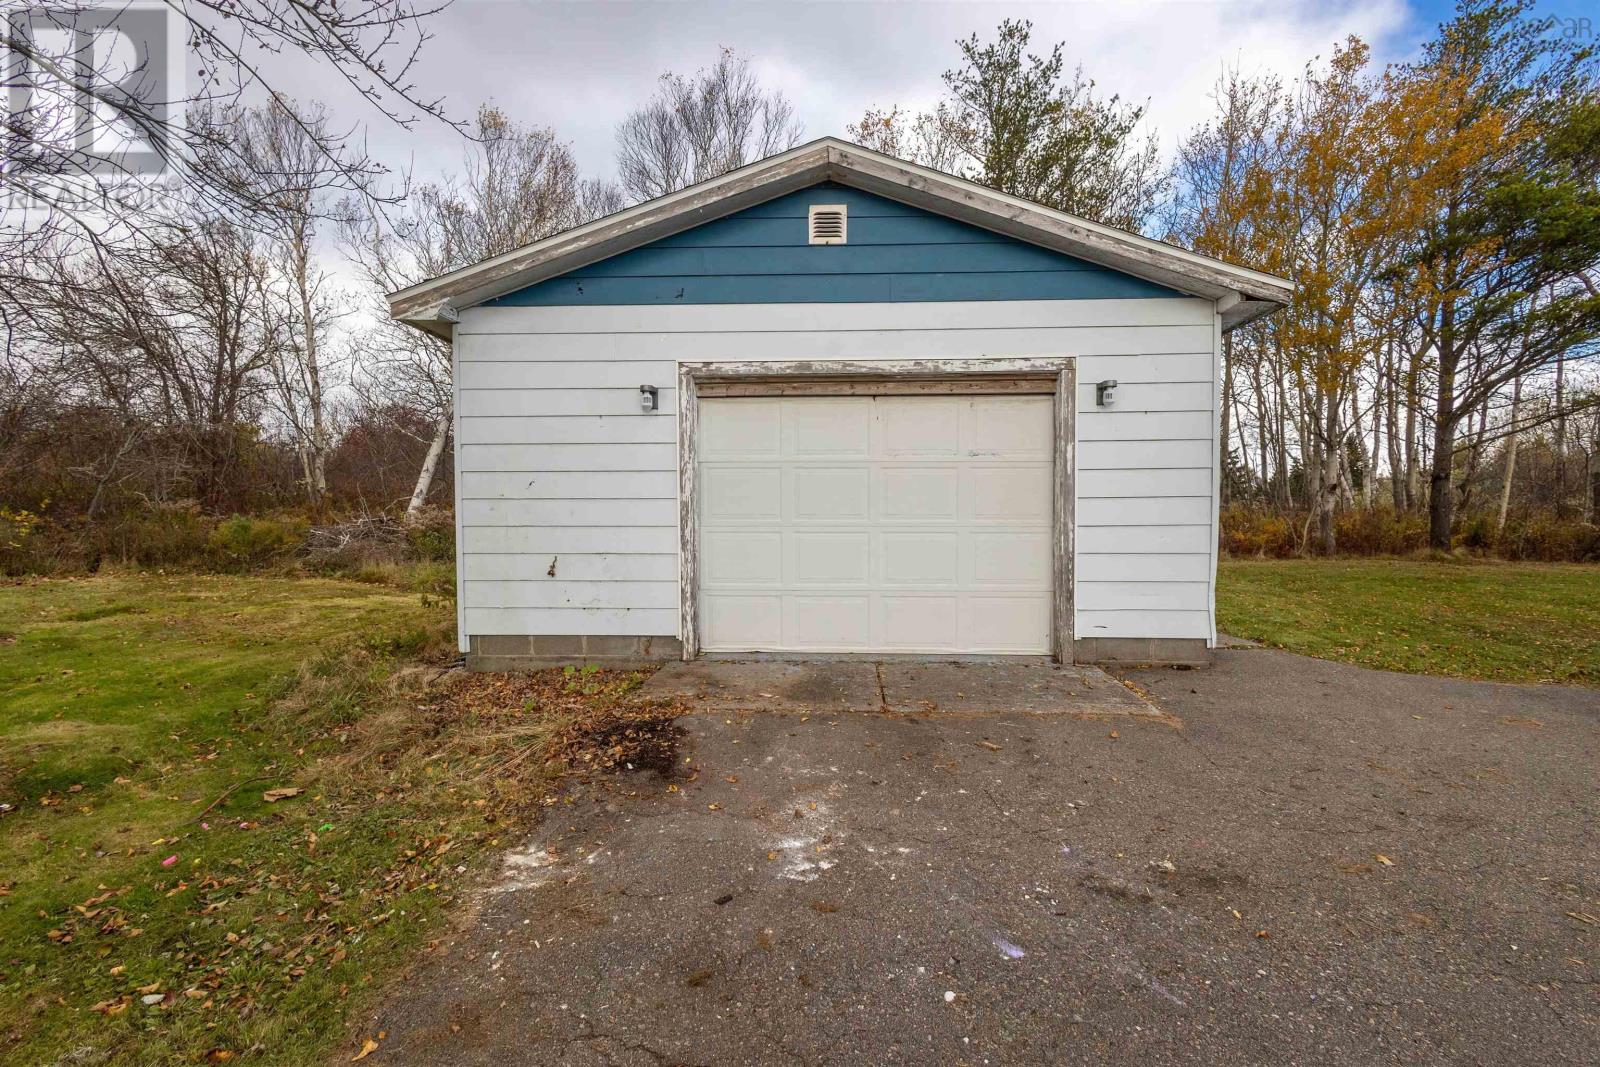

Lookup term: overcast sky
[279,0,1590,193]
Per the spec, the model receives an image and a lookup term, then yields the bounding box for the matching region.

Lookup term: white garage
[696,392,1056,655]
[387,137,1292,668]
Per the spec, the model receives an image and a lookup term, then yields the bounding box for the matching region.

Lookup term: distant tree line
[2,0,1596,570]
[851,6,1600,554]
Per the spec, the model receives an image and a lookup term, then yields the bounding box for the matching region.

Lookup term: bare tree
[220,99,355,508]
[616,48,803,201]
[18,215,283,511]
[846,105,967,173]
[344,105,622,518]
[0,0,455,340]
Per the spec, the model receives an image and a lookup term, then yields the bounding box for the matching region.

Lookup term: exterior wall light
[1096,379,1118,407]
[639,385,659,412]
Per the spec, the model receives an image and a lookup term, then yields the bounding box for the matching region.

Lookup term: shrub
[205,514,308,571]
[1220,505,1596,561]
[1494,515,1600,562]
[1220,507,1296,558]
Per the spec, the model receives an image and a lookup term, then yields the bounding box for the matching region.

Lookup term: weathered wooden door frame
[677,357,1077,663]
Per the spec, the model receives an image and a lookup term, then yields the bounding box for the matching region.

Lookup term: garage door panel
[702,465,781,520]
[881,532,960,584]
[881,595,960,649]
[791,468,869,519]
[702,531,782,584]
[699,394,1054,654]
[877,397,961,456]
[701,594,783,648]
[791,596,872,648]
[785,398,871,456]
[969,466,1053,520]
[701,398,780,457]
[972,531,1052,584]
[791,531,871,585]
[961,595,1053,652]
[879,467,960,520]
[963,397,1053,457]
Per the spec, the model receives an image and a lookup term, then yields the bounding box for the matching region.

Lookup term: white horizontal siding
[468,579,678,609]
[454,298,1218,643]
[464,606,679,636]
[458,415,678,445]
[465,526,679,554]
[1077,610,1211,639]
[1077,525,1213,554]
[458,350,1215,390]
[1078,496,1211,526]
[1076,581,1210,612]
[458,298,1215,334]
[1078,469,1209,498]
[1076,553,1211,582]
[460,498,677,527]
[459,470,677,500]
[1078,410,1213,441]
[459,326,1213,362]
[460,443,676,472]
[1079,440,1211,470]
[1074,381,1212,412]
[458,388,676,417]
[462,553,677,582]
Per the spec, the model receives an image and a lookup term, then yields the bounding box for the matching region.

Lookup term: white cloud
[261,0,1422,189]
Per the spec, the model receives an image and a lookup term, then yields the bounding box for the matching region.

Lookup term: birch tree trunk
[1317,400,1340,555]
[406,412,451,521]
[1552,350,1567,517]
[1496,377,1521,533]
[1385,344,1405,511]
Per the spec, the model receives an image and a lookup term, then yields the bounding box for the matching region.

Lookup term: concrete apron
[637,660,1165,718]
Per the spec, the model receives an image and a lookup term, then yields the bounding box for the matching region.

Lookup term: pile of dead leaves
[440,666,689,790]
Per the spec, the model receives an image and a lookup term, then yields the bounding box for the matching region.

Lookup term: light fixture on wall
[1096,379,1118,407]
[639,385,659,412]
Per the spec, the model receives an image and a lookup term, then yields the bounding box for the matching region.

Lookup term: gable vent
[808,204,847,245]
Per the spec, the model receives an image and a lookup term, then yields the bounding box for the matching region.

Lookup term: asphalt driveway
[364,649,1599,1066]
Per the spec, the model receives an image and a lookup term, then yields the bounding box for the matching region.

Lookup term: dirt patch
[418,668,691,798]
[564,711,683,778]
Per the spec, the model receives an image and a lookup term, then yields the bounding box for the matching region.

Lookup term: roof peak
[390,138,1291,337]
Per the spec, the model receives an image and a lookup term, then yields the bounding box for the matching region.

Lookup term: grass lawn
[0,572,672,1065]
[1217,559,1600,686]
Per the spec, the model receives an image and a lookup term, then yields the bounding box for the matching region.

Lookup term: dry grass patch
[0,574,688,1067]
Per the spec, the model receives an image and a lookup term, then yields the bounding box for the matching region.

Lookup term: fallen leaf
[976,740,1002,752]
[263,788,302,803]
[1375,854,1394,867]
[352,1038,380,1061]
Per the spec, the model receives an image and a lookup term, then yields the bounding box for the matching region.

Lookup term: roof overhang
[389,137,1293,339]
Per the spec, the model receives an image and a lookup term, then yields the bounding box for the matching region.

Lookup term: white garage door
[697,393,1055,654]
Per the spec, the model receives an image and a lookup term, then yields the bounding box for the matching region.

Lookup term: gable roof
[389,136,1293,338]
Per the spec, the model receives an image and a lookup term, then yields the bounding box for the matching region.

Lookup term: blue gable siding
[487,182,1181,306]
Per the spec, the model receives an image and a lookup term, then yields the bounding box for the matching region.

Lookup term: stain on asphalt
[360,649,1599,1066]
